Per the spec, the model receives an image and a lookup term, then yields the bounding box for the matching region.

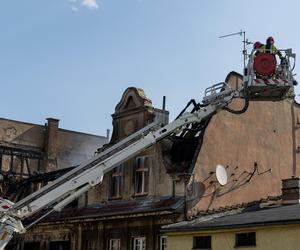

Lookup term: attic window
[110,164,123,198]
[124,96,136,109]
[235,232,256,247]
[134,156,149,195]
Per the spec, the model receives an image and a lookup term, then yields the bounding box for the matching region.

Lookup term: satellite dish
[216,164,228,186]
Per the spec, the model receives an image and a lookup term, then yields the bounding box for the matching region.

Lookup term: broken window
[110,164,123,198]
[134,156,149,195]
[133,237,146,250]
[109,239,121,250]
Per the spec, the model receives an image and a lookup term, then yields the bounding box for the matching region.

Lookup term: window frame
[86,240,97,250]
[134,156,150,196]
[133,236,146,250]
[160,236,168,250]
[109,238,121,250]
[235,232,256,247]
[109,164,123,199]
[192,235,211,250]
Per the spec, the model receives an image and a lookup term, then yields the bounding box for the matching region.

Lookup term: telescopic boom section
[0,83,237,249]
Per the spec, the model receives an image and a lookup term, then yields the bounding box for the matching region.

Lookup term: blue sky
[1,0,300,136]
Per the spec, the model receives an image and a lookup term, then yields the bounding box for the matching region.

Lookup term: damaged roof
[27,196,184,224]
[162,203,300,232]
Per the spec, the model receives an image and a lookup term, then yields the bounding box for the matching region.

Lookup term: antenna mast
[219,30,251,71]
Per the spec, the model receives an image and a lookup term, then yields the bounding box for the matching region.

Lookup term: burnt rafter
[162,99,212,174]
[0,144,44,198]
[0,145,42,160]
[0,145,42,176]
[4,166,75,202]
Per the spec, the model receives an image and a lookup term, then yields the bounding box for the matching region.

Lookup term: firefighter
[264,36,283,60]
[263,36,288,79]
[253,41,264,56]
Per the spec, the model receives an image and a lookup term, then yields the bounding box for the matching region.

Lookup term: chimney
[43,118,59,172]
[154,96,169,126]
[282,177,300,204]
[106,129,110,140]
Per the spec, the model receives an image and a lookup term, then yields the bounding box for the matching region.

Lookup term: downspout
[291,101,297,176]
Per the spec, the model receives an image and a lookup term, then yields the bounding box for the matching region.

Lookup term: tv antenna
[219,30,252,70]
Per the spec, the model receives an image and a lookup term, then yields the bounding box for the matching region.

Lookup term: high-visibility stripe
[254,79,261,84]
[252,79,290,85]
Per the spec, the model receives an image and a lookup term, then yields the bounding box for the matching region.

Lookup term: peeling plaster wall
[0,118,44,147]
[188,73,300,216]
[0,118,108,174]
[0,118,44,174]
[0,118,108,180]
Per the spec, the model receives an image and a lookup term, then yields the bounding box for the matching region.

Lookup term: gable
[114,87,153,115]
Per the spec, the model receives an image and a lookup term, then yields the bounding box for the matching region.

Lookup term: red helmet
[267,36,274,43]
[253,41,262,49]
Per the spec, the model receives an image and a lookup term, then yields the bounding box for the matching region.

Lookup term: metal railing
[244,48,296,87]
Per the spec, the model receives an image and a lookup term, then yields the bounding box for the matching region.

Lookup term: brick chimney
[282,177,300,204]
[43,118,59,172]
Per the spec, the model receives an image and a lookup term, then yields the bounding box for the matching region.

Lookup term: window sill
[108,196,122,201]
[133,193,148,198]
[235,245,256,248]
[192,248,211,250]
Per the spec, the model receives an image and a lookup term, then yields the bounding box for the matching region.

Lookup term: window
[49,241,71,250]
[109,239,121,250]
[34,182,42,192]
[160,236,167,250]
[110,164,123,198]
[134,156,149,195]
[133,237,146,250]
[235,232,256,247]
[23,242,40,250]
[86,240,97,250]
[193,236,211,250]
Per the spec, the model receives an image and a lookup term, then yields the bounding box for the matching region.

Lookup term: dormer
[110,87,155,143]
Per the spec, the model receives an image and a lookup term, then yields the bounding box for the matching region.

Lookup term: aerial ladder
[0,46,297,249]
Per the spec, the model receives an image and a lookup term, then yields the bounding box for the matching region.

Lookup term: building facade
[8,87,188,250]
[163,216,300,250]
[161,72,300,249]
[6,71,300,250]
[184,71,300,216]
[0,117,108,201]
[162,179,300,250]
